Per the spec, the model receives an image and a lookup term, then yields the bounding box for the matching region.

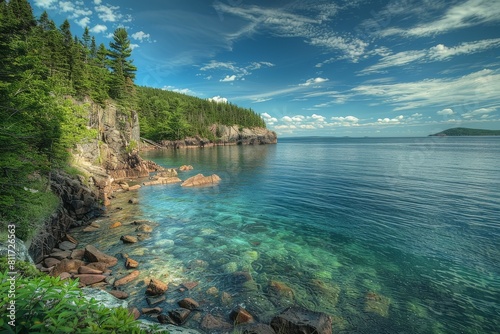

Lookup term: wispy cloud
[352,69,500,111]
[381,0,500,37]
[220,75,237,82]
[201,60,274,81]
[300,77,329,86]
[361,39,500,74]
[95,4,122,22]
[131,31,151,42]
[89,24,107,34]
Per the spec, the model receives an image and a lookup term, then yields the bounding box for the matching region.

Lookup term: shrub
[0,270,151,333]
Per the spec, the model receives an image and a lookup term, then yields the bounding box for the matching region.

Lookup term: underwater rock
[179,165,194,171]
[181,173,221,187]
[230,306,255,325]
[168,308,191,325]
[114,270,140,286]
[178,298,199,310]
[128,198,139,204]
[136,224,153,233]
[221,291,232,305]
[146,278,168,295]
[125,257,139,269]
[142,177,181,186]
[182,281,199,290]
[364,291,390,317]
[142,307,162,314]
[270,307,332,334]
[200,314,232,331]
[84,245,118,267]
[206,286,219,296]
[237,323,276,334]
[110,221,122,228]
[121,235,138,243]
[147,295,166,306]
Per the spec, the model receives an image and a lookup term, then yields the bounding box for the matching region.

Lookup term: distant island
[429,127,500,136]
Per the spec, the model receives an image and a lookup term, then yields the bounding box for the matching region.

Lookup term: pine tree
[108,27,136,99]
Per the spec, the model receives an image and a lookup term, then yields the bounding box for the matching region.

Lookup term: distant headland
[429,127,500,136]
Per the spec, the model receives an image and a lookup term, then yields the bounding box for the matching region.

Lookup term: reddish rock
[125,257,139,269]
[43,257,61,268]
[110,221,122,228]
[182,281,199,290]
[129,308,140,320]
[142,307,162,314]
[181,173,221,187]
[230,306,255,325]
[114,270,140,286]
[128,185,141,191]
[78,266,103,275]
[86,262,109,272]
[146,278,168,295]
[168,308,191,325]
[50,259,85,277]
[120,235,138,243]
[201,314,232,331]
[142,177,182,186]
[178,298,199,310]
[70,248,85,260]
[109,290,129,299]
[270,307,332,334]
[59,272,71,280]
[74,274,106,286]
[84,245,118,267]
[49,250,72,260]
[58,241,77,251]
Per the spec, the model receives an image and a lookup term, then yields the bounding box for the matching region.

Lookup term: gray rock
[270,307,332,334]
[0,237,34,264]
[81,287,128,309]
[138,319,202,334]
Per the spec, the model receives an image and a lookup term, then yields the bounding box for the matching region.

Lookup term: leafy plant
[0,270,153,333]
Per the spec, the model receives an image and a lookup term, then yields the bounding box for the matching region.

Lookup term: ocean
[79,137,500,333]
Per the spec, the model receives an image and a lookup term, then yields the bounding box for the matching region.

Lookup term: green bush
[0,270,151,333]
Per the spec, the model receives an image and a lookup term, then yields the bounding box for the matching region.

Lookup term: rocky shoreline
[32,165,335,334]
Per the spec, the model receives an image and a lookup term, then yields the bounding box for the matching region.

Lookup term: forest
[0,0,267,240]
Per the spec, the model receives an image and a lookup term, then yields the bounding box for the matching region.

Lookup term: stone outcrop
[181,174,221,187]
[159,125,277,148]
[270,307,332,334]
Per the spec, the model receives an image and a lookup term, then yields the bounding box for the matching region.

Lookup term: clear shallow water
[82,137,500,333]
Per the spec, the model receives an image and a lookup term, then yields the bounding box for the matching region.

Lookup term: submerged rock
[270,307,332,334]
[84,245,118,267]
[114,270,140,286]
[146,278,168,295]
[364,291,391,317]
[230,306,255,325]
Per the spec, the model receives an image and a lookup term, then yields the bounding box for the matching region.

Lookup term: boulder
[129,307,140,320]
[81,287,128,309]
[58,241,77,251]
[146,295,166,306]
[178,298,199,310]
[74,274,107,286]
[48,250,71,260]
[114,270,140,286]
[70,248,85,260]
[128,185,141,191]
[110,221,122,228]
[143,177,182,186]
[109,290,129,299]
[50,259,85,277]
[84,245,118,267]
[270,307,332,334]
[179,165,193,171]
[237,323,276,334]
[86,262,110,272]
[142,307,162,314]
[181,174,221,187]
[78,265,103,274]
[43,257,61,268]
[135,224,153,233]
[146,278,168,295]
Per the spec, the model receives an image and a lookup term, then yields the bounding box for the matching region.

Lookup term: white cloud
[352,69,500,111]
[281,116,293,122]
[308,34,369,62]
[381,0,500,37]
[330,116,360,126]
[437,108,455,116]
[94,0,102,4]
[130,44,139,50]
[362,39,500,73]
[377,115,404,124]
[95,4,122,22]
[33,0,57,9]
[208,96,228,103]
[220,75,237,82]
[462,107,496,119]
[162,86,196,95]
[261,113,278,124]
[75,17,90,28]
[310,114,326,122]
[131,31,151,42]
[89,24,107,33]
[201,60,273,81]
[300,77,329,86]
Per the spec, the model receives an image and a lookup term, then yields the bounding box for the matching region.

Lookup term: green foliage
[0,258,43,278]
[0,270,150,333]
[137,86,266,141]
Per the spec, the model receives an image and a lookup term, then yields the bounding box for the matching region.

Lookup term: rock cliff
[158,124,277,148]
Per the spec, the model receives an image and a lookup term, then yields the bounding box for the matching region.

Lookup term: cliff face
[158,125,277,148]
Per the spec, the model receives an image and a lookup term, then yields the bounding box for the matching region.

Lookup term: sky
[30,0,500,137]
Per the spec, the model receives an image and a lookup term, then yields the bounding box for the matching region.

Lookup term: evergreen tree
[108,27,136,99]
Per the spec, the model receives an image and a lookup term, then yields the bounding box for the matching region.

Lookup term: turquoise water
[128,137,499,333]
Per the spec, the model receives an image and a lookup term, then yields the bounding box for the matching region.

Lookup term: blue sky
[30,0,500,137]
